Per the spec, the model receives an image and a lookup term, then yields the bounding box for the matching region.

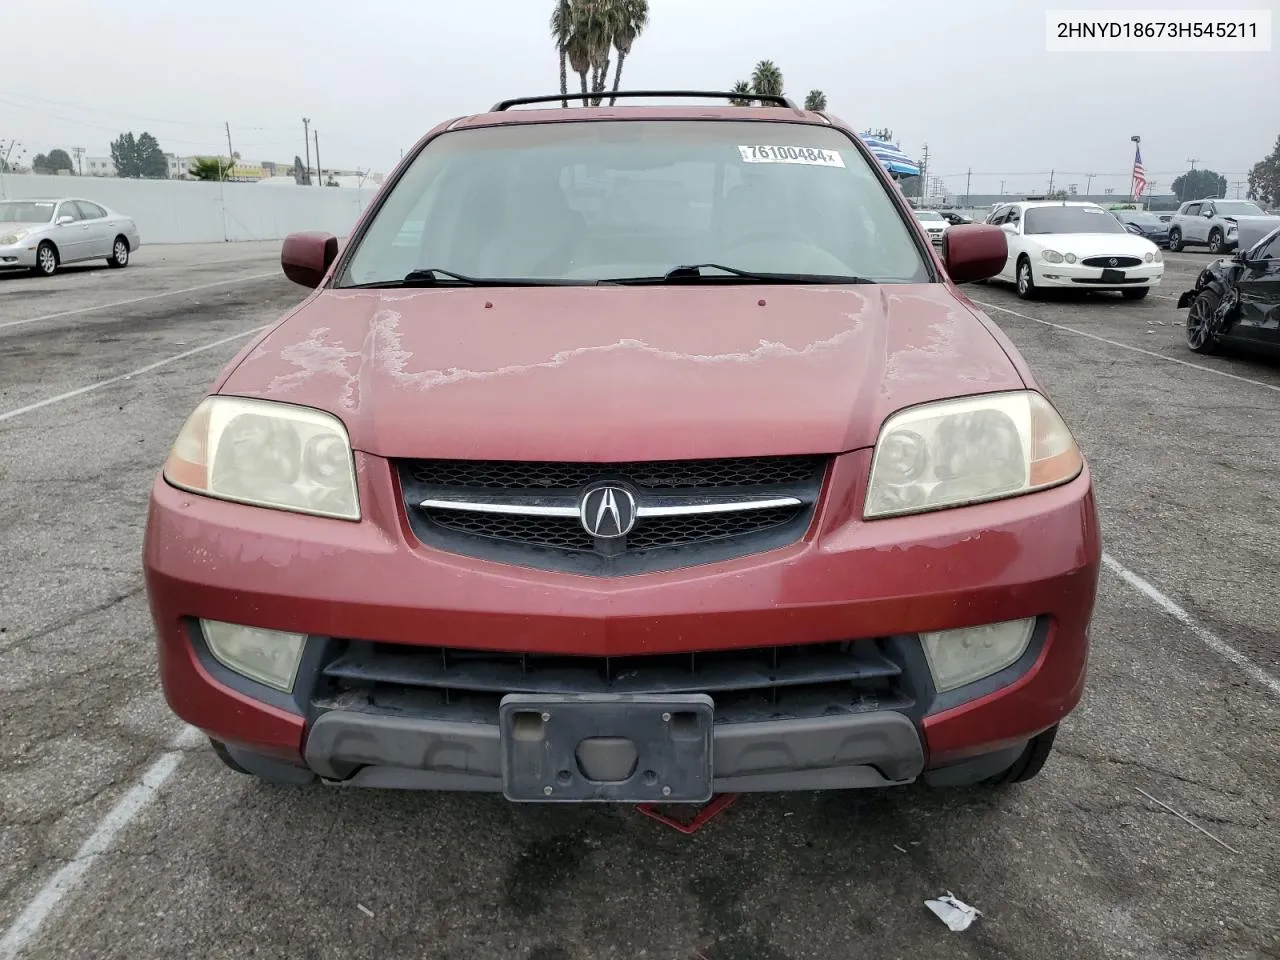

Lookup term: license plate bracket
[499,693,714,803]
[1100,268,1126,282]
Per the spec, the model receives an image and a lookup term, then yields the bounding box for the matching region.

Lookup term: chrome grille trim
[420,494,803,518]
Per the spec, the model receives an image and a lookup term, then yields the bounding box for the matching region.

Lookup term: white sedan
[985,201,1163,300]
[913,208,949,248]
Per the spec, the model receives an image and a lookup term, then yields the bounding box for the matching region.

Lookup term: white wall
[0,174,379,244]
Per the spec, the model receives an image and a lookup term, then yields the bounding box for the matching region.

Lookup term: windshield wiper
[346,268,580,288]
[604,263,875,284]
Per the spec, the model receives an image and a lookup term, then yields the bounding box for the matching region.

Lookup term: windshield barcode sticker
[738,145,845,167]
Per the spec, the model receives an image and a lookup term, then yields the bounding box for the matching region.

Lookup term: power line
[0,88,296,131]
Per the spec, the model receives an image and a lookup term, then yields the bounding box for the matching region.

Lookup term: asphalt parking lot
[0,244,1277,960]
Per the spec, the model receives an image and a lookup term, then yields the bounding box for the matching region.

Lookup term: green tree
[188,156,231,181]
[551,0,575,108]
[607,0,649,105]
[580,1,616,106]
[803,90,827,112]
[728,80,754,107]
[1246,134,1280,206]
[111,131,168,178]
[47,148,74,173]
[750,60,784,100]
[1171,168,1227,202]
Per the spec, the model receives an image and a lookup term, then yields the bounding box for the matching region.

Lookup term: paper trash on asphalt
[925,892,980,932]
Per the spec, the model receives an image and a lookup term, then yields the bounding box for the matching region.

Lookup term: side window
[75,201,107,219]
[987,206,1007,225]
[1005,206,1022,229]
[55,202,81,223]
[1203,203,1216,217]
[1184,203,1200,217]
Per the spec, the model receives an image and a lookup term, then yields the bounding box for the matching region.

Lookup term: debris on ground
[356,903,375,918]
[1134,787,1241,855]
[925,892,981,932]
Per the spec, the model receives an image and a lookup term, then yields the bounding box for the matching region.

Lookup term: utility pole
[1084,173,1095,197]
[71,146,85,176]
[1232,179,1244,199]
[964,168,971,207]
[223,122,236,182]
[1048,169,1055,196]
[314,130,322,186]
[999,178,1005,198]
[1180,159,1199,202]
[918,142,929,204]
[302,117,312,185]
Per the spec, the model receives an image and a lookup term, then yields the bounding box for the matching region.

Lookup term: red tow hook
[636,793,738,834]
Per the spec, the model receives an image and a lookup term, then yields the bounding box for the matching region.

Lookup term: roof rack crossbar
[490,90,798,111]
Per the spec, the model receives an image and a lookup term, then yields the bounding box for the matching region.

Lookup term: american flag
[1131,146,1148,198]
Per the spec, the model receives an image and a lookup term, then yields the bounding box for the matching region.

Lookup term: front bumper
[1036,260,1164,289]
[145,449,1102,792]
[0,243,38,268]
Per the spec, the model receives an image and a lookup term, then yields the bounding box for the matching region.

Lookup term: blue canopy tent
[859,134,921,179]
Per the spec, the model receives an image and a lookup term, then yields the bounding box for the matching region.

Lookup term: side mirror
[1203,210,1215,218]
[56,215,74,226]
[281,231,339,288]
[943,224,1008,284]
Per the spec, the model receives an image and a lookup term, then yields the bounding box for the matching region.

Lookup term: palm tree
[550,0,574,108]
[567,26,592,106]
[575,1,617,106]
[750,60,784,100]
[608,0,649,105]
[804,89,827,112]
[729,80,754,107]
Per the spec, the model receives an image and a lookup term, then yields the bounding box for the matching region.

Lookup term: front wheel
[33,241,58,277]
[1207,229,1224,255]
[107,236,130,268]
[984,725,1058,786]
[1168,229,1183,252]
[1015,257,1037,300]
[1186,289,1221,354]
[1121,287,1150,301]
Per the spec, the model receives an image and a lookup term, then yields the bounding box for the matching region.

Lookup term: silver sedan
[0,197,142,276]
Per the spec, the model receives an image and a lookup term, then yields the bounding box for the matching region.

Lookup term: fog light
[201,619,306,692]
[920,618,1036,692]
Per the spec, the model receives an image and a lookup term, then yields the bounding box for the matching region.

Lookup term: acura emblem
[1108,257,1118,267]
[579,485,637,539]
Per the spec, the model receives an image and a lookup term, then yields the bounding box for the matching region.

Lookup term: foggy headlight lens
[1064,253,1078,264]
[1041,249,1064,263]
[921,618,1037,692]
[1153,249,1163,263]
[864,391,1083,519]
[201,619,306,692]
[1144,252,1154,263]
[163,397,360,520]
[0,229,31,245]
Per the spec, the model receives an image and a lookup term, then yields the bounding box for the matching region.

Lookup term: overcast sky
[1,0,1274,196]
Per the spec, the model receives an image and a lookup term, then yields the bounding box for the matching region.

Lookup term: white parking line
[972,299,1280,395]
[0,326,269,423]
[1102,553,1280,699]
[0,273,276,332]
[0,726,202,960]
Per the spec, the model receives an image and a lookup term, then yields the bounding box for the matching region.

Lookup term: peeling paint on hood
[221,284,1024,460]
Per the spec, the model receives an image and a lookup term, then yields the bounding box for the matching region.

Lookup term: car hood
[0,221,48,235]
[219,284,1025,460]
[1023,232,1157,255]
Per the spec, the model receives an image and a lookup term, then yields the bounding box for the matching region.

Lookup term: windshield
[0,201,55,223]
[340,120,929,286]
[914,211,944,221]
[1025,206,1125,235]
[1214,201,1265,216]
[1120,212,1163,226]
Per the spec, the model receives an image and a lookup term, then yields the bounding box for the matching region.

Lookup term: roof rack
[490,90,798,112]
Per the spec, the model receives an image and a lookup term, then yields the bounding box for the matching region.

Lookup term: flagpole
[1130,135,1141,205]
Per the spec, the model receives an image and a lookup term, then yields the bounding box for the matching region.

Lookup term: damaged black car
[1178,226,1280,356]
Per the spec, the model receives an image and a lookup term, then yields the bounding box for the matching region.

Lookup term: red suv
[144,92,1100,802]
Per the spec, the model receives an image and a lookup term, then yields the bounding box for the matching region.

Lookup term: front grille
[397,455,828,575]
[1081,255,1143,268]
[1072,277,1145,284]
[319,638,913,724]
[403,456,823,490]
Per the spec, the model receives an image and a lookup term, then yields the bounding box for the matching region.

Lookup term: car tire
[1121,287,1150,301]
[1168,229,1183,252]
[107,235,130,268]
[983,725,1059,786]
[1015,256,1037,300]
[33,241,58,277]
[1186,288,1221,354]
[1207,229,1224,255]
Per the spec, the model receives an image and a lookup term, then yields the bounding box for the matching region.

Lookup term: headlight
[201,619,306,692]
[864,391,1083,519]
[1144,252,1154,263]
[921,618,1036,692]
[1064,253,1077,264]
[0,228,31,245]
[1153,249,1163,263]
[1226,224,1237,235]
[163,396,360,520]
[1041,249,1064,263]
